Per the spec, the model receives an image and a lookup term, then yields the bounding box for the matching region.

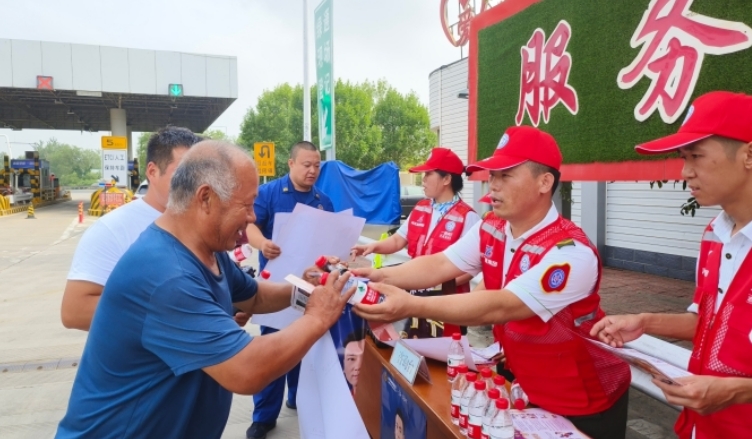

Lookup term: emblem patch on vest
[555,238,575,249]
[445,221,456,232]
[541,263,571,293]
[520,254,531,272]
[484,245,493,258]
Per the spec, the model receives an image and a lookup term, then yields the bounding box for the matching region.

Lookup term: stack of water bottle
[447,333,528,439]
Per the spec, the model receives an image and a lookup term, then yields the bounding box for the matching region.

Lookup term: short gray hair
[167,140,239,214]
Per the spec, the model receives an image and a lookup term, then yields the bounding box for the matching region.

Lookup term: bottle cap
[514,399,526,410]
[474,381,486,390]
[260,270,270,280]
[315,256,329,269]
[480,367,492,378]
[465,372,477,382]
[457,364,469,374]
[493,375,506,386]
[496,398,510,410]
[320,272,329,284]
[451,332,461,341]
[488,388,501,399]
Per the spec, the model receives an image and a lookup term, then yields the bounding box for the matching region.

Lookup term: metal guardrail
[355,235,690,409]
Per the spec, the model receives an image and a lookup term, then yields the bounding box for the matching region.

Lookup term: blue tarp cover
[316,160,400,225]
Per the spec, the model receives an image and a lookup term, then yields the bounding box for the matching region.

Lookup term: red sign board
[36,76,54,90]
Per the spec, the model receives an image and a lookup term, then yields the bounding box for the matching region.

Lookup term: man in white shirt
[61,127,201,331]
[591,91,752,439]
[354,126,631,439]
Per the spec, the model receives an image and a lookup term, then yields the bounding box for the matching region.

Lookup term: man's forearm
[236,282,292,315]
[380,253,464,290]
[411,289,532,327]
[730,377,752,405]
[641,312,698,341]
[245,224,267,249]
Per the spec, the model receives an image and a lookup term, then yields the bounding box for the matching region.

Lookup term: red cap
[636,91,752,154]
[467,126,562,173]
[496,398,509,410]
[315,256,329,269]
[260,270,270,280]
[478,193,492,204]
[457,364,469,374]
[493,375,506,386]
[480,367,492,378]
[465,372,477,382]
[488,388,501,399]
[452,333,461,340]
[474,381,486,391]
[514,399,526,410]
[409,147,465,175]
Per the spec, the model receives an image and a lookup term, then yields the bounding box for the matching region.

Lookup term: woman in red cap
[351,147,480,337]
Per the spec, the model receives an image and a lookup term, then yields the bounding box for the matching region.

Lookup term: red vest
[406,199,474,259]
[405,199,475,336]
[479,215,631,416]
[674,223,752,439]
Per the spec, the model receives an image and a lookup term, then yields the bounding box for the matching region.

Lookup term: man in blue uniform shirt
[55,141,352,439]
[245,140,334,438]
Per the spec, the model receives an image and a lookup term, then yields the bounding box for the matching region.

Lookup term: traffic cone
[78,202,84,224]
[26,204,36,219]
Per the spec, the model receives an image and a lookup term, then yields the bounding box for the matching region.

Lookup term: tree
[238,80,435,178]
[35,139,101,186]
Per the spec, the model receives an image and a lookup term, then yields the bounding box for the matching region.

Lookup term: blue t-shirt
[254,174,334,269]
[56,224,258,439]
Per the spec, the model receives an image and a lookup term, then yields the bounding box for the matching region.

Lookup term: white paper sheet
[252,203,366,330]
[298,333,369,439]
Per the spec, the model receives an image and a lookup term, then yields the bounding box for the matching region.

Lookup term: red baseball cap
[467,126,562,173]
[478,193,492,204]
[636,91,752,154]
[409,147,465,175]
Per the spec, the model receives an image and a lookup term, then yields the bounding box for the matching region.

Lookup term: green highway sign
[168,83,184,97]
[314,0,334,152]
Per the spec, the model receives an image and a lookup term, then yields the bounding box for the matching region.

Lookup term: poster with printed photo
[329,304,367,396]
[380,368,426,439]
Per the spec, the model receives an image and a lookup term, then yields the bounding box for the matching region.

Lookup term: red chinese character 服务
[515,20,579,127]
[618,0,752,123]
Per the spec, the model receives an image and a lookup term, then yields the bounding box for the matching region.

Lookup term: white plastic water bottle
[479,367,494,393]
[493,375,511,404]
[467,381,488,439]
[229,244,253,263]
[459,372,477,436]
[447,333,465,381]
[481,388,501,439]
[488,398,514,439]
[320,272,384,305]
[510,380,529,410]
[450,364,470,426]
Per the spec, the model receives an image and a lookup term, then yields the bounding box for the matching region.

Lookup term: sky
[0,0,466,154]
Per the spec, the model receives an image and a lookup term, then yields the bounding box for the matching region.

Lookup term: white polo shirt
[443,204,598,322]
[688,211,752,314]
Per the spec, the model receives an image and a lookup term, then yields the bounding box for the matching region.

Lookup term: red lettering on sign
[618,0,752,123]
[515,20,579,127]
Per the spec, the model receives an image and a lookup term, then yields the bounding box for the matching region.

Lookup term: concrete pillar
[580,182,607,253]
[126,126,133,160]
[109,108,127,138]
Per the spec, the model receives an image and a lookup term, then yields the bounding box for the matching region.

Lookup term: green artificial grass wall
[476,0,752,164]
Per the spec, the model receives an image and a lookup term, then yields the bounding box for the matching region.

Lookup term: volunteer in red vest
[591,91,752,439]
[354,126,631,439]
[351,147,480,336]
